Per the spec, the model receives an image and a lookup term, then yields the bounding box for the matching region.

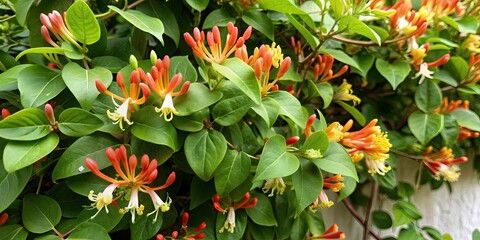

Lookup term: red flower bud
[0,213,8,226]
[95,79,107,93]
[182,212,189,227]
[286,136,300,145]
[44,104,55,124]
[1,108,10,119]
[156,234,165,240]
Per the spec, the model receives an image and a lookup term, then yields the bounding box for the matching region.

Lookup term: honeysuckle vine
[0,0,479,239]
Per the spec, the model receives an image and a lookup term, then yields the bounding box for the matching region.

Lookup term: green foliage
[0,0,478,239]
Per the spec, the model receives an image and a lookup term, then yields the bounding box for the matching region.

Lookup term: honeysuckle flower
[312,54,349,83]
[213,192,257,233]
[333,80,361,106]
[304,114,316,138]
[236,43,292,97]
[184,22,252,64]
[310,190,334,212]
[85,145,175,223]
[262,178,286,197]
[323,175,345,192]
[389,1,427,39]
[418,0,460,23]
[326,122,344,142]
[422,146,468,182]
[434,98,480,141]
[464,34,480,53]
[40,10,80,49]
[96,69,150,130]
[341,119,392,175]
[414,63,434,84]
[309,224,346,239]
[464,53,480,85]
[146,55,190,122]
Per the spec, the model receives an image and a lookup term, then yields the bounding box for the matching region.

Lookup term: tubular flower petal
[262,177,286,197]
[414,63,433,85]
[184,22,252,64]
[389,1,427,39]
[107,97,133,131]
[341,119,392,175]
[85,145,175,223]
[422,146,468,182]
[434,98,479,141]
[333,80,361,106]
[311,224,346,239]
[310,190,334,212]
[155,93,178,122]
[312,54,349,82]
[326,122,344,142]
[323,175,345,192]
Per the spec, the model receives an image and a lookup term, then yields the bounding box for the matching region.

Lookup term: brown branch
[363,181,379,240]
[341,198,382,240]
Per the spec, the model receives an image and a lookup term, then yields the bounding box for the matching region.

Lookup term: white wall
[323,156,480,239]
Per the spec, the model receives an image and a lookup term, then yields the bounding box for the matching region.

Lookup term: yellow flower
[333,80,361,106]
[262,177,286,197]
[465,34,480,53]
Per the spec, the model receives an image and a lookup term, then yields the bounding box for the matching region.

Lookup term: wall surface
[323,157,480,239]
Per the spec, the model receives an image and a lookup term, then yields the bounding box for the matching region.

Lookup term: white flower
[435,164,460,182]
[414,63,433,84]
[146,190,172,223]
[88,183,118,218]
[119,187,144,223]
[107,97,133,131]
[155,93,178,122]
[219,207,236,233]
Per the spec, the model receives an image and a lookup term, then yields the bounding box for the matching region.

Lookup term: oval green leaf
[65,0,101,44]
[58,108,103,137]
[311,142,359,181]
[246,193,277,226]
[22,194,62,234]
[213,150,251,196]
[18,65,66,108]
[291,158,323,216]
[415,79,442,112]
[407,112,443,145]
[0,108,51,141]
[375,58,410,90]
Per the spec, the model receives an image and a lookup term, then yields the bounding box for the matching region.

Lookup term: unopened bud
[150,50,158,66]
[193,233,206,239]
[193,222,207,232]
[1,108,11,119]
[182,212,189,227]
[95,79,107,93]
[0,213,7,226]
[156,234,165,240]
[129,55,138,70]
[171,231,178,238]
[44,104,55,124]
[286,136,300,145]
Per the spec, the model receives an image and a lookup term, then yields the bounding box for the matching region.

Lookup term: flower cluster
[434,98,480,141]
[96,69,150,130]
[464,52,480,85]
[341,119,392,175]
[407,38,450,84]
[85,145,175,223]
[146,54,190,121]
[422,146,468,182]
[183,22,252,64]
[212,193,257,233]
[387,0,427,39]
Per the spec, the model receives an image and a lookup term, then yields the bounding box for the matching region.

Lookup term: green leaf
[312,142,359,181]
[450,108,480,132]
[213,150,251,196]
[169,56,198,84]
[259,0,307,14]
[18,65,66,108]
[336,101,366,126]
[52,134,120,180]
[130,136,173,165]
[373,210,393,229]
[251,97,280,128]
[0,142,31,212]
[457,16,479,33]
[397,181,415,198]
[58,108,103,137]
[22,194,62,234]
[185,129,227,181]
[66,173,109,197]
[14,0,35,26]
[269,91,307,128]
[189,177,216,210]
[440,114,459,146]
[291,158,323,216]
[415,79,442,112]
[473,229,480,240]
[408,112,443,145]
[253,134,300,181]
[375,58,410,90]
[308,81,333,109]
[443,56,468,82]
[0,108,51,141]
[67,222,111,240]
[3,133,58,173]
[130,213,163,240]
[300,131,329,154]
[62,62,113,110]
[330,0,344,19]
[91,56,128,72]
[62,42,85,60]
[203,9,235,29]
[246,193,277,226]
[338,176,357,201]
[173,83,223,116]
[131,106,179,151]
[77,204,124,232]
[393,201,422,226]
[242,10,274,41]
[318,48,360,70]
[65,1,100,44]
[212,95,253,126]
[109,6,165,44]
[287,14,319,50]
[0,225,28,240]
[212,58,261,105]
[0,64,33,91]
[137,0,180,46]
[338,16,381,45]
[373,169,397,189]
[422,226,442,240]
[186,0,209,11]
[171,112,205,132]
